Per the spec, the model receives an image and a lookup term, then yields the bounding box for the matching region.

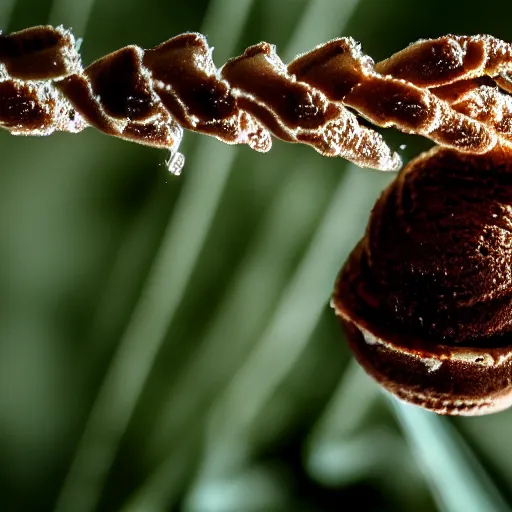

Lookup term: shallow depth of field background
[1,0,512,510]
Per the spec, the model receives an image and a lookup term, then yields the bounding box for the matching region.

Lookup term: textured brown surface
[7,27,512,170]
[339,317,512,415]
[333,145,512,415]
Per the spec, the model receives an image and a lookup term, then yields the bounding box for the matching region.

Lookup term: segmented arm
[0,26,400,171]
[2,26,512,173]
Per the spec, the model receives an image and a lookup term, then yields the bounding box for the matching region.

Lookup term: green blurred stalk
[202,164,392,461]
[392,400,510,512]
[48,0,96,37]
[53,1,255,511]
[0,0,16,30]
[147,156,328,458]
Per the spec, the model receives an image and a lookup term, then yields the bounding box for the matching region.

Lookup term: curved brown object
[289,37,497,154]
[333,145,512,415]
[375,35,512,87]
[5,26,512,171]
[0,25,400,171]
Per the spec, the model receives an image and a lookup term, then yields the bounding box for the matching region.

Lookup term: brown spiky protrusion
[2,26,512,173]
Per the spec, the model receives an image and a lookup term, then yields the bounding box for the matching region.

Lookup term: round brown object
[333,144,512,415]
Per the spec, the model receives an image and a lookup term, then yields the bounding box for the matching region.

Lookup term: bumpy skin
[333,145,512,415]
[0,26,399,171]
[5,27,512,171]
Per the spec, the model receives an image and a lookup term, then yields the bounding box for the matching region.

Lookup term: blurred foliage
[1,0,512,511]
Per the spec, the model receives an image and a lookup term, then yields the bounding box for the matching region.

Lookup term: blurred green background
[2,0,512,510]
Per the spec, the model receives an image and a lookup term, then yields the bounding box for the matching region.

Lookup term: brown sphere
[333,144,512,415]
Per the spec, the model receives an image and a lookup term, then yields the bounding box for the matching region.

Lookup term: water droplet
[166,151,185,176]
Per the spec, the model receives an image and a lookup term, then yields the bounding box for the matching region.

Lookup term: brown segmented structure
[4,26,512,173]
[4,26,512,414]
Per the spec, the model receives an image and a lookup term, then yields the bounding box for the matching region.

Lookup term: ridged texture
[333,145,512,415]
[365,146,512,345]
[340,318,512,416]
[3,27,512,171]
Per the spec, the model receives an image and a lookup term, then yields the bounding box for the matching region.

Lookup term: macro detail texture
[4,2,512,510]
[333,145,512,415]
[5,25,512,174]
[4,25,512,415]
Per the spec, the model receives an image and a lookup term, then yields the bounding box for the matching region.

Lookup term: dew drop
[166,150,185,176]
